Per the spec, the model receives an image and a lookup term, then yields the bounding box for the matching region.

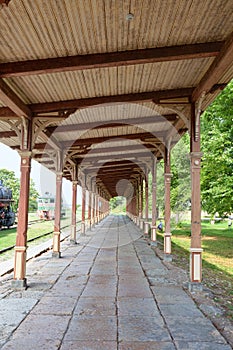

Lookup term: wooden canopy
[0,0,233,197]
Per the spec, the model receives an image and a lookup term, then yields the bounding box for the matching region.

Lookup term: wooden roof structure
[0,0,233,198]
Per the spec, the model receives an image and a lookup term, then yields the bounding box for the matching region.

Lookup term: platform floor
[0,215,231,350]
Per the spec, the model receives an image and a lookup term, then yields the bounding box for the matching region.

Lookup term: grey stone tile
[151,286,192,303]
[74,297,116,316]
[64,316,117,341]
[118,297,161,317]
[166,316,228,343]
[1,336,62,350]
[60,340,117,350]
[175,341,232,350]
[159,302,204,318]
[118,316,171,342]
[119,341,176,350]
[31,296,77,315]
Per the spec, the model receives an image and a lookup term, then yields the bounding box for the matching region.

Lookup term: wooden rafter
[192,32,233,101]
[30,88,194,113]
[0,79,31,118]
[60,131,163,148]
[0,42,223,78]
[45,114,177,134]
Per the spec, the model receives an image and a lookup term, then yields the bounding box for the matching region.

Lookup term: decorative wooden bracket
[195,91,206,141]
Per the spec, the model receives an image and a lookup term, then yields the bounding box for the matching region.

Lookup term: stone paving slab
[119,341,176,350]
[0,215,232,349]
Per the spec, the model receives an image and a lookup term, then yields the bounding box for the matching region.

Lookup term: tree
[170,133,191,221]
[0,169,39,212]
[201,80,233,217]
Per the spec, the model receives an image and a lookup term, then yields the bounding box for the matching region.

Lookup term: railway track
[0,219,82,255]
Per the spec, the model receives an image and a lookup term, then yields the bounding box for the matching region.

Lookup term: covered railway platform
[0,0,233,348]
[0,215,232,349]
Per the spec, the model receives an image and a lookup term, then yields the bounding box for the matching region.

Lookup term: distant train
[37,193,66,220]
[0,180,15,229]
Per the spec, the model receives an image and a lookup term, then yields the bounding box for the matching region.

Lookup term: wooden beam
[29,88,194,113]
[80,151,153,163]
[0,107,18,118]
[79,143,155,155]
[0,42,222,78]
[61,132,162,148]
[46,114,177,134]
[192,33,233,101]
[0,79,32,118]
[0,130,17,137]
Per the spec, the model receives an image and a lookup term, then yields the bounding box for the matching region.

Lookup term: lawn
[156,220,233,320]
[0,211,76,251]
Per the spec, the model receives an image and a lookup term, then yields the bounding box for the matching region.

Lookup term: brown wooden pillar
[164,148,172,261]
[145,171,149,221]
[91,190,95,227]
[12,151,31,288]
[52,172,63,257]
[189,103,203,291]
[70,180,78,244]
[138,177,142,219]
[151,157,157,246]
[81,186,86,235]
[95,193,98,224]
[88,189,91,228]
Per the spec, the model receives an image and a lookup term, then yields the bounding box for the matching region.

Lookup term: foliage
[110,196,126,212]
[201,80,233,216]
[170,133,191,214]
[0,168,39,212]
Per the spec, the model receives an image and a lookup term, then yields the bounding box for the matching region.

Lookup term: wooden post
[70,180,78,244]
[151,157,157,246]
[164,147,172,261]
[12,151,31,289]
[189,103,203,291]
[88,189,91,228]
[81,185,86,235]
[52,171,62,257]
[145,171,149,221]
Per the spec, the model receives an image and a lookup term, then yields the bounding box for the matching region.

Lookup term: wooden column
[95,193,98,224]
[12,151,31,288]
[140,180,144,217]
[138,177,142,219]
[70,180,78,244]
[52,172,62,257]
[81,186,86,235]
[164,148,172,261]
[88,189,91,228]
[189,103,203,291]
[151,157,157,246]
[91,191,95,227]
[145,172,149,221]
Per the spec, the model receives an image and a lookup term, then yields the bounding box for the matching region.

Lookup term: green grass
[156,220,233,320]
[0,212,76,251]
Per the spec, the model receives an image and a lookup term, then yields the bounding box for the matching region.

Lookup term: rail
[0,219,82,255]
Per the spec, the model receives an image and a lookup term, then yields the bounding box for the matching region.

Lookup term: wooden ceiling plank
[30,88,194,113]
[0,42,223,78]
[192,32,233,102]
[0,79,32,118]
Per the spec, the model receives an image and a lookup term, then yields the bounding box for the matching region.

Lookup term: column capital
[190,151,203,159]
[18,150,32,158]
[72,180,78,186]
[164,173,172,183]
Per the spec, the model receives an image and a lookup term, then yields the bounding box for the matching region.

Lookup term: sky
[0,143,81,205]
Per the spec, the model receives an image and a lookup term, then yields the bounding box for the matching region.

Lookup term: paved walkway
[0,215,231,350]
